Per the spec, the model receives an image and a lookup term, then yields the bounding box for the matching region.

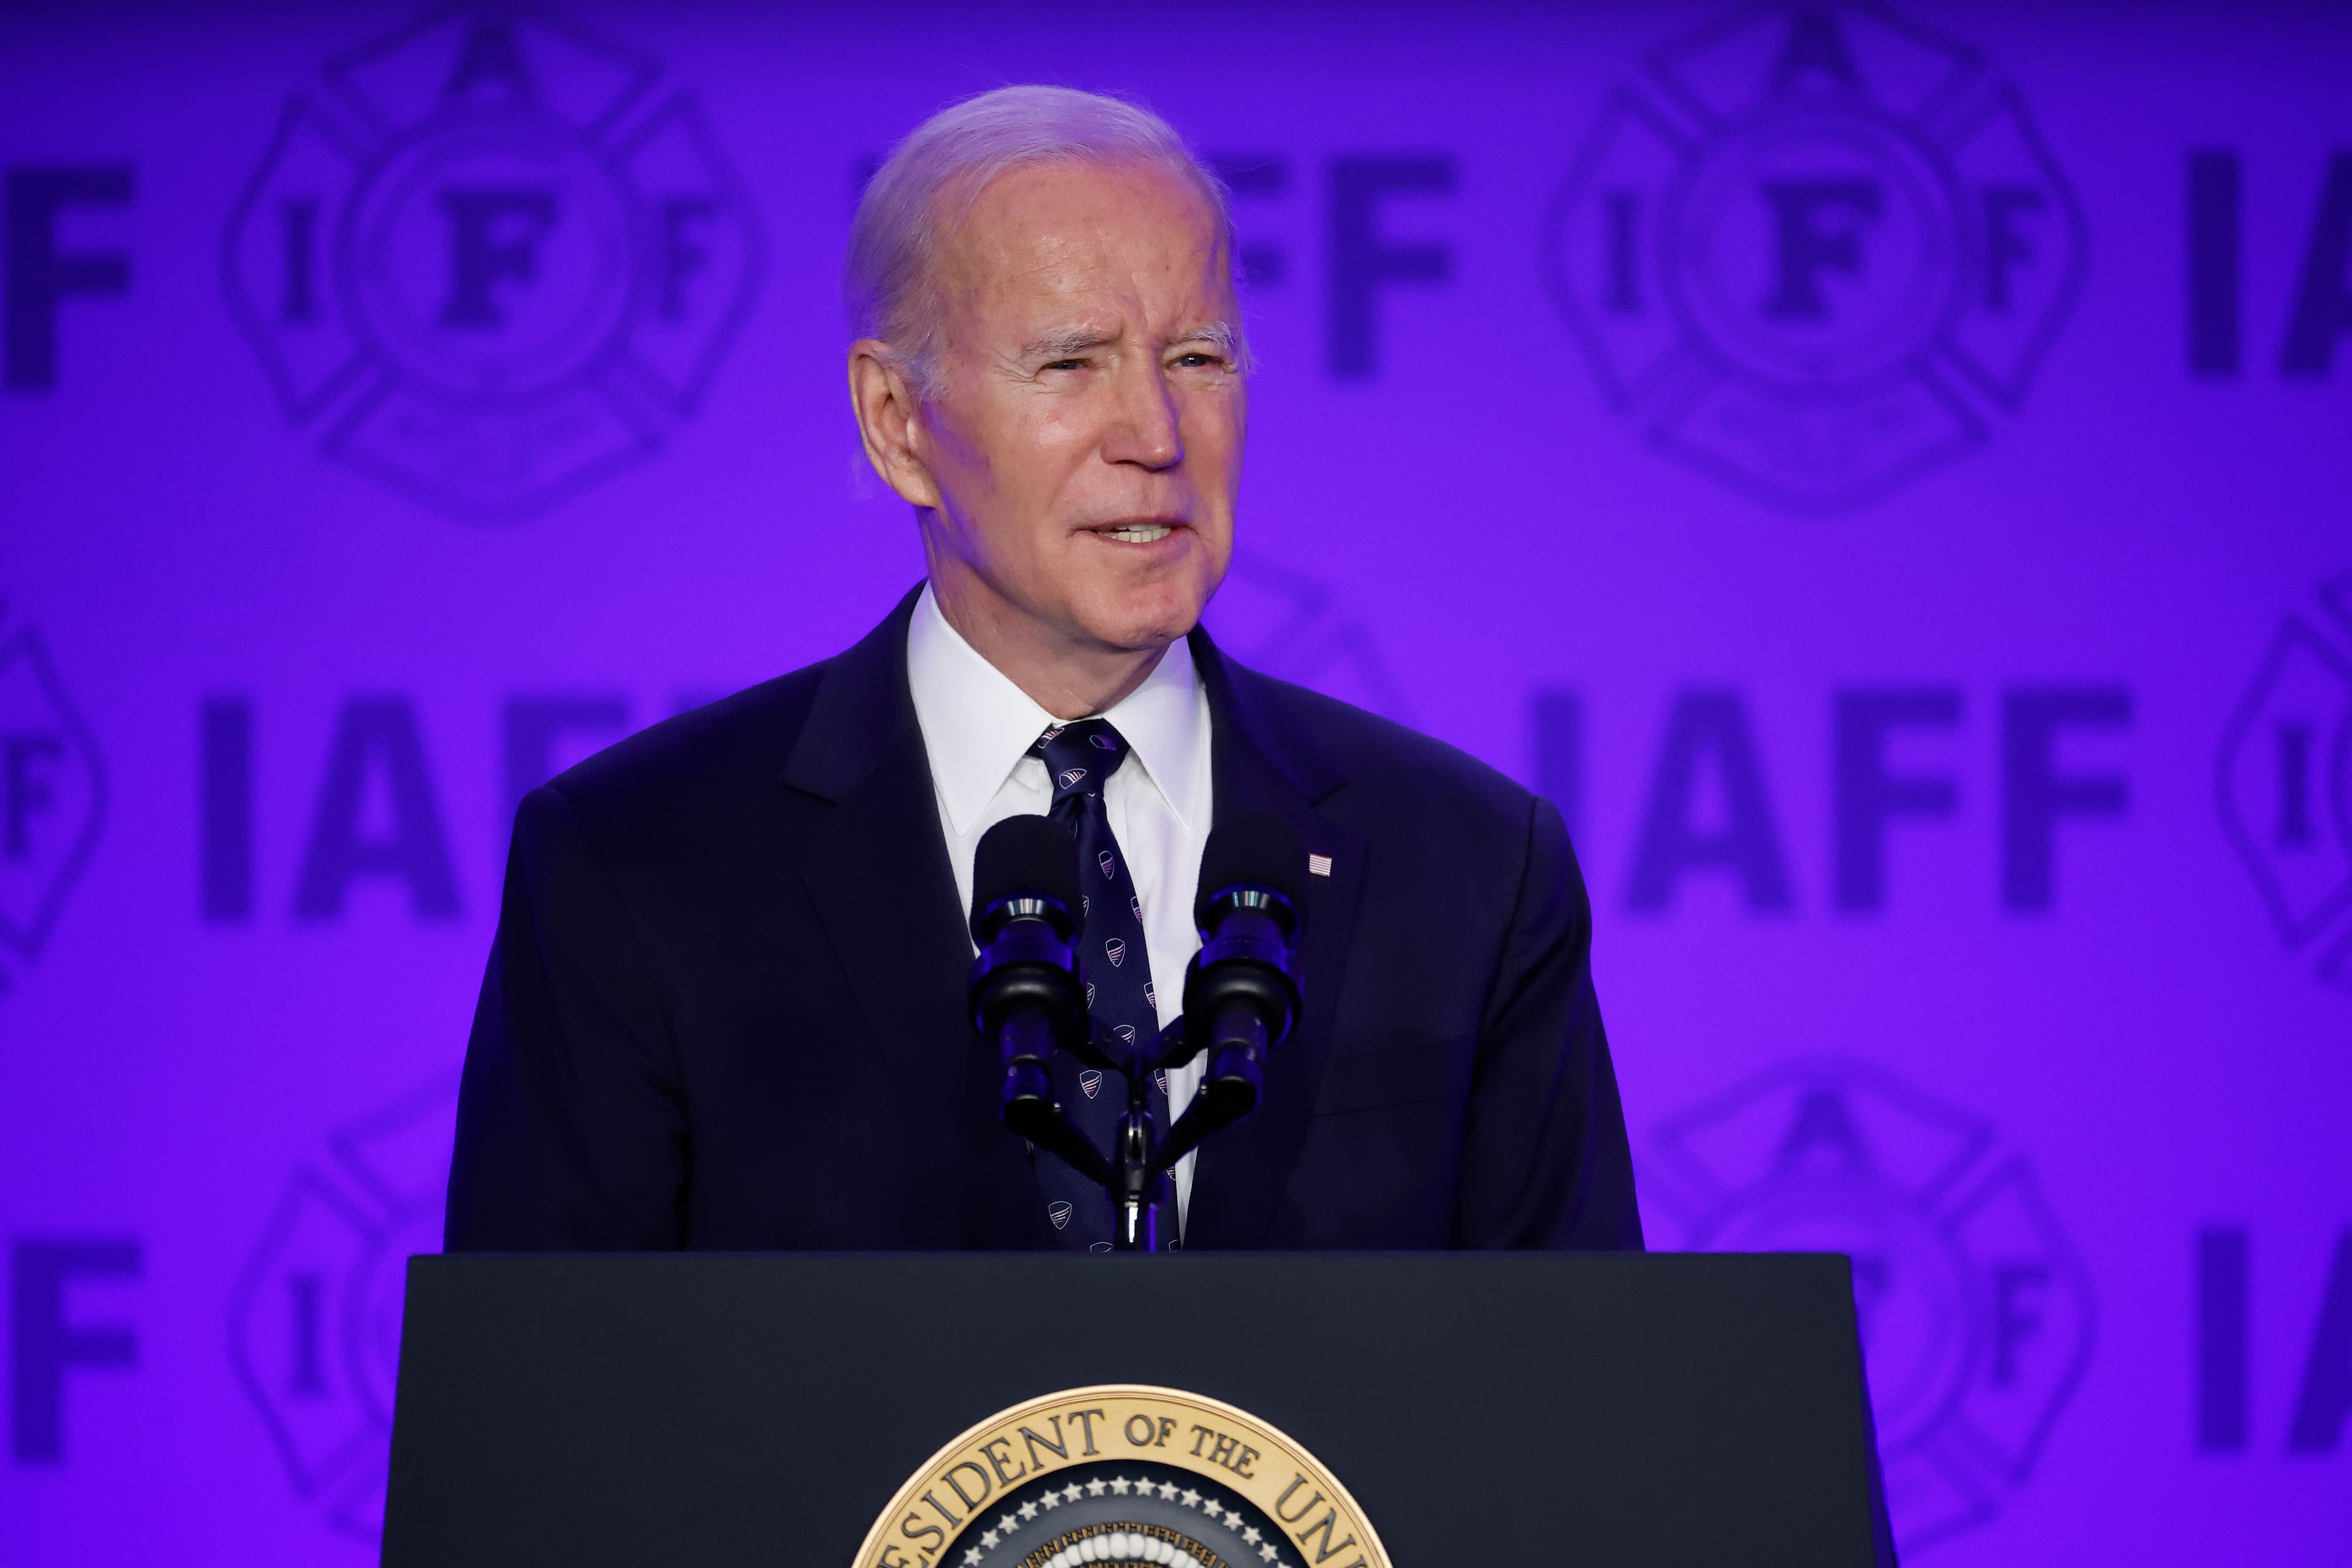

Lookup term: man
[444,86,1640,1253]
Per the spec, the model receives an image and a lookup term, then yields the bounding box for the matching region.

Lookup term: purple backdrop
[2,1,2348,1562]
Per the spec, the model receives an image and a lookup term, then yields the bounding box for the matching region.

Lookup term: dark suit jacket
[445,588,1642,1251]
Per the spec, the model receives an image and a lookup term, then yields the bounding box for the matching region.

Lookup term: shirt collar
[906,582,1208,837]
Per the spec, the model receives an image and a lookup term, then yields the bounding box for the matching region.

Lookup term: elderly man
[445,86,1640,1253]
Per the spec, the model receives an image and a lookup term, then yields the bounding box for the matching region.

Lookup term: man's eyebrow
[1022,328,1118,360]
[1171,321,1240,356]
[1020,322,1242,360]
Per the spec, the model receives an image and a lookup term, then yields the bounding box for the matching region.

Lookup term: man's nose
[1101,356,1183,471]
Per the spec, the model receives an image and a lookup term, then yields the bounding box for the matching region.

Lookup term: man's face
[912,159,1245,655]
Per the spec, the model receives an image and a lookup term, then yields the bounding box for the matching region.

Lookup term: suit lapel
[1183,631,1365,1250]
[778,589,998,1164]
[775,598,1363,1246]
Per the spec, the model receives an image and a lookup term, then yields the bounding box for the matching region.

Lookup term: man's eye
[1172,352,1224,369]
[1041,357,1088,372]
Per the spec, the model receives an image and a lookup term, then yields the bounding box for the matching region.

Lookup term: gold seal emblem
[855,1385,1389,1568]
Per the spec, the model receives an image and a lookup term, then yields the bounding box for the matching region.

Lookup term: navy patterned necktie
[1030,718,1175,1251]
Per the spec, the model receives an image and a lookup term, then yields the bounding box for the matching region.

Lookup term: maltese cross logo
[1542,1,2084,511]
[1648,1059,2092,1555]
[230,1077,457,1542]
[0,607,107,995]
[2219,568,2352,995]
[224,5,762,520]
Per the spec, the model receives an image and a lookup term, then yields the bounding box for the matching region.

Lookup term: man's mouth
[1088,520,1182,545]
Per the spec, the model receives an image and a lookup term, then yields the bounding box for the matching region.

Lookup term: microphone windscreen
[971,813,1082,931]
[1194,811,1306,926]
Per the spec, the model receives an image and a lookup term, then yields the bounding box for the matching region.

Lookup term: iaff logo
[0,603,106,997]
[230,1078,456,1540]
[1542,2,2084,511]
[224,5,762,520]
[1646,1060,2092,1555]
[2219,569,2352,995]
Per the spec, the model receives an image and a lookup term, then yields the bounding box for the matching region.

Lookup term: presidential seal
[856,1386,1387,1568]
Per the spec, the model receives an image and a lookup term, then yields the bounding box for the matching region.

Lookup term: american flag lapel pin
[1307,852,1333,877]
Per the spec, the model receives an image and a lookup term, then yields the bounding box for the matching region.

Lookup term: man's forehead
[938,160,1232,321]
[962,156,1217,244]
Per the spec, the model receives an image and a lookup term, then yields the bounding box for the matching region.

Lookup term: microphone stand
[1001,1009,1272,1253]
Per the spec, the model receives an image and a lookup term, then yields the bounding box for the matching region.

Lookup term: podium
[382,1253,1893,1566]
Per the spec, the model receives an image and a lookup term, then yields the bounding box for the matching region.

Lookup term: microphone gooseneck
[967,816,1109,1186]
[1156,812,1308,1172]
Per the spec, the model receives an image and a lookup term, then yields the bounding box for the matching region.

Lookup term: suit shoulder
[538,661,826,823]
[1242,667,1539,828]
[1226,666,1587,937]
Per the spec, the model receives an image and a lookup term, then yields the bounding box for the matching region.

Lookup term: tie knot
[1033,718,1130,799]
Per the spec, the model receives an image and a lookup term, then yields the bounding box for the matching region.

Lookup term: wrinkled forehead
[933,157,1234,334]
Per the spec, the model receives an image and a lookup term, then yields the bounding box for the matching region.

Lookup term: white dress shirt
[905,583,1213,1230]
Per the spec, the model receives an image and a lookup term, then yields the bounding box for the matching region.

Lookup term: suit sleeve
[1453,795,1644,1251]
[443,784,689,1250]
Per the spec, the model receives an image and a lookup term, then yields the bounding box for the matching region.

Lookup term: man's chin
[1068,586,1210,655]
[1066,558,1221,652]
[1075,611,1201,655]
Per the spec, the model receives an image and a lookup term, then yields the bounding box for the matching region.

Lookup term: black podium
[382,1253,1891,1567]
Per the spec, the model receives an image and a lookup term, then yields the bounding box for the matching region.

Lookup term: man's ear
[848,341,942,511]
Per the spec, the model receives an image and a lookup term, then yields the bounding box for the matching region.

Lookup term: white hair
[843,85,1241,393]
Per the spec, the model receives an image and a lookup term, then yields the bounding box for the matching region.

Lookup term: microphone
[967,815,1109,1185]
[1170,812,1306,1134]
[968,811,1308,1246]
